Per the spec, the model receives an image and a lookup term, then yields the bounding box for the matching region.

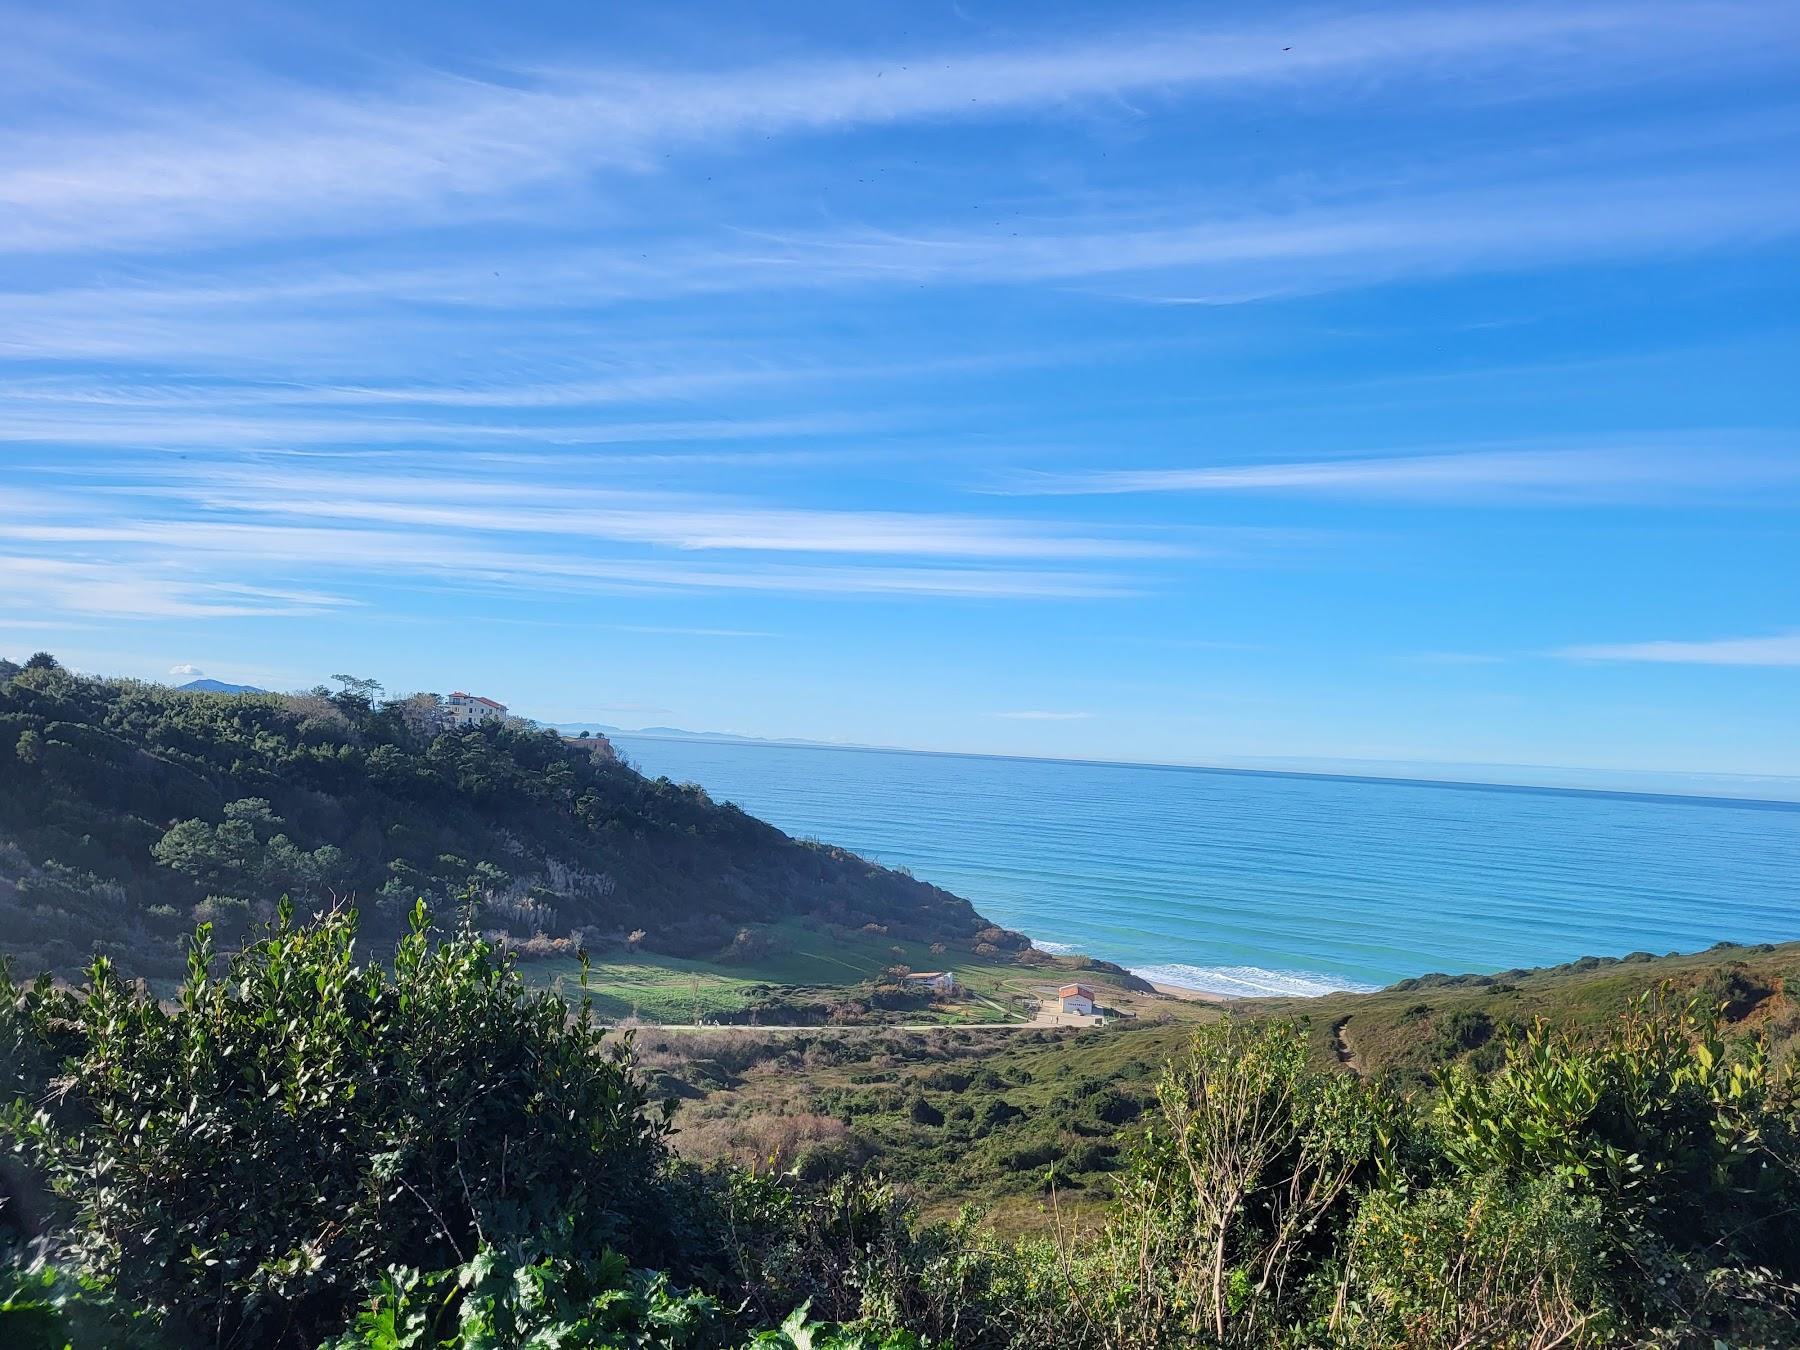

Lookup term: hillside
[656,937,1800,1230]
[0,657,1028,981]
[2,684,1797,1343]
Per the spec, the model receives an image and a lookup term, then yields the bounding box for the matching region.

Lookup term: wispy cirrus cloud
[1556,634,1800,666]
[76,464,1190,561]
[0,555,356,620]
[2,2,1780,254]
[7,161,1794,344]
[0,531,1136,613]
[692,168,1800,299]
[0,406,891,451]
[0,466,1164,616]
[1002,443,1800,504]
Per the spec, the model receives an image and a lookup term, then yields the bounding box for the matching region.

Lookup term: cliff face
[0,663,1020,980]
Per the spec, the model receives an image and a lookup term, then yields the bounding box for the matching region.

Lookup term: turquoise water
[613,736,1800,997]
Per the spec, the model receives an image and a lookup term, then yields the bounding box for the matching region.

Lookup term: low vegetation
[4,907,1797,1347]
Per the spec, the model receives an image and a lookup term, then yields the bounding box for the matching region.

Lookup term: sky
[2,0,1798,790]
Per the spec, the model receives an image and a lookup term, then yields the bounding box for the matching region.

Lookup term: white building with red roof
[1059,983,1095,1015]
[445,691,507,728]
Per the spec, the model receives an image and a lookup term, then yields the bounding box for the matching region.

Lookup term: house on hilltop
[1059,983,1095,1015]
[905,971,956,993]
[445,691,507,728]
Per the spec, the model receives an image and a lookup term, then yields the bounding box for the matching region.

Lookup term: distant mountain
[177,678,266,695]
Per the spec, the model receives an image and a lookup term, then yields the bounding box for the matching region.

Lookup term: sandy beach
[1149,981,1232,1004]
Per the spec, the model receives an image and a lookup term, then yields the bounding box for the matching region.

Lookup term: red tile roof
[1059,984,1094,999]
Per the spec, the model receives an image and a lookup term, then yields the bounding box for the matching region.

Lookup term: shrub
[2,902,673,1346]
[1699,962,1773,1020]
[974,1100,1023,1133]
[747,1303,921,1349]
[1436,991,1800,1339]
[1429,1007,1493,1058]
[323,1243,719,1350]
[1083,1086,1141,1127]
[0,1260,162,1350]
[1089,1018,1399,1346]
[1342,1172,1616,1347]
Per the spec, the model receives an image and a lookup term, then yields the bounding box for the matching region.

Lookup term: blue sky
[2,1,1798,787]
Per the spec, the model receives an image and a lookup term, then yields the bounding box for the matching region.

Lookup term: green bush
[0,1260,163,1350]
[745,1303,920,1350]
[323,1244,719,1350]
[1428,1007,1493,1058]
[1435,992,1800,1338]
[1092,1017,1400,1346]
[1342,1172,1616,1347]
[2,902,673,1346]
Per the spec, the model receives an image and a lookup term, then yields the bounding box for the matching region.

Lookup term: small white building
[445,691,507,728]
[905,971,956,993]
[1059,983,1096,1015]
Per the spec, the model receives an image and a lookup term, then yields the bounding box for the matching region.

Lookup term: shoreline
[1148,980,1234,1005]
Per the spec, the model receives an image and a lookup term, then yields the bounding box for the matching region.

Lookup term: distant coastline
[612,732,1800,999]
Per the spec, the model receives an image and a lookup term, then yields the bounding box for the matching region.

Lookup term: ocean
[611,736,1800,998]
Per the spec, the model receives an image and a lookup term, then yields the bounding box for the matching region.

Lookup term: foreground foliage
[4,901,677,1345]
[3,906,1797,1347]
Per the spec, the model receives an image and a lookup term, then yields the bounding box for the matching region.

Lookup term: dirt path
[622,998,1101,1034]
[623,1019,1069,1034]
[1331,1016,1363,1075]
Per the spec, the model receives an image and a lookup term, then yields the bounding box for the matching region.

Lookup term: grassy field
[516,920,1182,1026]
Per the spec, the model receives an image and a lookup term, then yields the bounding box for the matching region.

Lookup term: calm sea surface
[612,736,1800,997]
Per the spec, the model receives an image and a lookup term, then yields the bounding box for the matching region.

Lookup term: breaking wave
[1131,963,1381,999]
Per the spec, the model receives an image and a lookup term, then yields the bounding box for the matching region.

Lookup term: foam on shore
[1132,963,1380,999]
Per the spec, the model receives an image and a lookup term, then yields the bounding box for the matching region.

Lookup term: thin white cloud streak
[0,407,881,450]
[200,497,1180,560]
[2,162,1792,372]
[709,169,1800,296]
[131,469,1186,561]
[1557,634,1800,666]
[1005,446,1800,503]
[2,2,1779,253]
[0,512,1137,607]
[0,345,1052,410]
[0,555,355,619]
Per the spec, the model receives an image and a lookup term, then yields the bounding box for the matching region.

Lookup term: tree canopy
[0,661,1012,980]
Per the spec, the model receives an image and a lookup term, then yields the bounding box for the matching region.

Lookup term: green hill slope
[656,938,1800,1230]
[0,658,1025,980]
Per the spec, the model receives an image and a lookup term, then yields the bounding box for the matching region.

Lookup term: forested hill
[0,657,1026,980]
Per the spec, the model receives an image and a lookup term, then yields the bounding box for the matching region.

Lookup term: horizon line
[596,726,1800,812]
